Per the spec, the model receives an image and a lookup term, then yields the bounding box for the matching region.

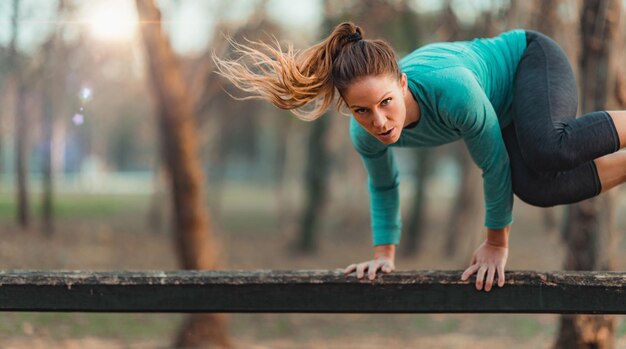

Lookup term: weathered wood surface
[1,270,626,313]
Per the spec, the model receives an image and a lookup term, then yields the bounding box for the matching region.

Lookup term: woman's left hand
[461,240,509,292]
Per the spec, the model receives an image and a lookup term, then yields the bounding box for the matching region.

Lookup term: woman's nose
[372,111,386,127]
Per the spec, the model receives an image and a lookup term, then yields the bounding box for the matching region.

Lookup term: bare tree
[444,145,482,257]
[39,0,70,236]
[293,0,336,252]
[40,37,56,235]
[435,0,484,258]
[8,0,30,229]
[297,113,331,252]
[135,1,230,347]
[401,148,433,256]
[555,0,623,348]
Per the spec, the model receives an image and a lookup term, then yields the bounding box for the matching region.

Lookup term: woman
[213,22,626,292]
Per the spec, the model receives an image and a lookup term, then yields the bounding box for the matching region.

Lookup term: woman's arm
[349,119,402,246]
[345,119,401,279]
[440,69,514,230]
[438,71,514,291]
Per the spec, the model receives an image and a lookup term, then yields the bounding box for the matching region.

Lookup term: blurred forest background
[1,0,626,348]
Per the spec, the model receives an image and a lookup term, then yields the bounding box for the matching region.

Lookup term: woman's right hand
[343,244,396,280]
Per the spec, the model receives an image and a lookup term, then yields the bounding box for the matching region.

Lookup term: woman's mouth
[378,128,395,142]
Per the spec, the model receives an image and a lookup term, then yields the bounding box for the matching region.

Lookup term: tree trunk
[555,1,622,348]
[40,0,67,236]
[555,198,617,349]
[401,148,431,256]
[41,53,55,236]
[273,115,292,231]
[444,145,482,257]
[146,162,166,234]
[296,114,331,252]
[0,79,4,180]
[294,6,334,253]
[10,0,29,229]
[438,1,483,258]
[135,1,230,347]
[531,0,560,35]
[15,80,29,229]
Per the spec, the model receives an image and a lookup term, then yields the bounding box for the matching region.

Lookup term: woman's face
[342,73,410,145]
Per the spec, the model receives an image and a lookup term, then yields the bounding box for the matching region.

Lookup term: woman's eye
[381,98,392,106]
[355,108,367,114]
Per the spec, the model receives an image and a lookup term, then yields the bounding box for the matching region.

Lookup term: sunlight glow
[87,1,137,41]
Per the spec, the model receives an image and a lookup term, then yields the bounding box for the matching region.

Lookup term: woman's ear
[400,73,408,93]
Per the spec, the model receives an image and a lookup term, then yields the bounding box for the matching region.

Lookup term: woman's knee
[512,175,559,207]
[514,187,557,207]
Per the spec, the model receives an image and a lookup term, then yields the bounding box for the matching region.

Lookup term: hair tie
[347,32,362,43]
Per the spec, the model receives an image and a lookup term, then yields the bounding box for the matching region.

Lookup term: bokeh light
[80,87,92,101]
[87,0,137,41]
[72,113,84,125]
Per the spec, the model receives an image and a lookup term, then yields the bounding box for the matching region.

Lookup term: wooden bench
[1,270,623,313]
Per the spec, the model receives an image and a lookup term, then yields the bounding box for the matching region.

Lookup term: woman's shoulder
[400,43,468,72]
[407,66,478,98]
[400,29,526,71]
[407,67,490,123]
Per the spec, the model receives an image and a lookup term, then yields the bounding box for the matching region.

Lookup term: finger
[485,266,496,292]
[461,264,479,281]
[461,264,480,281]
[344,264,357,274]
[356,263,368,279]
[475,266,487,291]
[368,261,380,280]
[381,262,394,273]
[497,265,506,287]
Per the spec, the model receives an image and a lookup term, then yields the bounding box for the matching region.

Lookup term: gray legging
[502,30,620,207]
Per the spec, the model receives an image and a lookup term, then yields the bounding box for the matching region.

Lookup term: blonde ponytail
[212,22,400,121]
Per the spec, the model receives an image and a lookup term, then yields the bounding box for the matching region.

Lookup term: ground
[2,184,626,348]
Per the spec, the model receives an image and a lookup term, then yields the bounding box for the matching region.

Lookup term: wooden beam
[1,270,625,314]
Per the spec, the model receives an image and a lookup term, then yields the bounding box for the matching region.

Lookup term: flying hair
[212,22,401,121]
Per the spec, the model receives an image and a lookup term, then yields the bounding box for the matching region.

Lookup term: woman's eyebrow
[349,90,392,108]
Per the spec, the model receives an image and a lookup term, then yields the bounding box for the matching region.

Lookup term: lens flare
[73,113,85,125]
[80,87,92,101]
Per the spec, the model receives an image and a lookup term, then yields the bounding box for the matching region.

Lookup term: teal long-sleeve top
[349,29,527,246]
